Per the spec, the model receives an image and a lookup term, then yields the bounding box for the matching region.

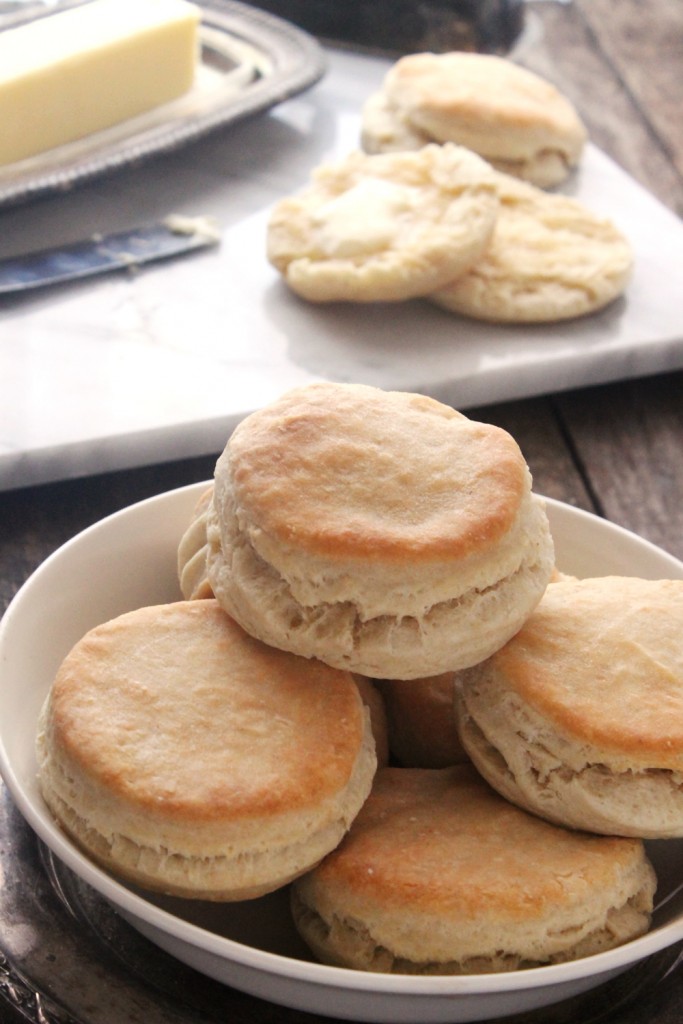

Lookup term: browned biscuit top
[303,765,647,921]
[47,600,368,824]
[384,52,587,160]
[221,383,529,565]
[493,577,683,767]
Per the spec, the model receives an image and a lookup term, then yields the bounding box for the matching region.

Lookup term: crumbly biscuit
[266,144,499,302]
[376,52,587,188]
[206,382,555,679]
[291,766,656,973]
[177,486,214,600]
[455,576,683,837]
[360,90,430,155]
[431,173,632,323]
[37,600,376,899]
[376,674,468,767]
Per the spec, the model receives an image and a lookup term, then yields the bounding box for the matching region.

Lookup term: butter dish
[0,0,325,208]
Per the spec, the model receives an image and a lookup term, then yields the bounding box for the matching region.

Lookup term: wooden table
[0,2,682,1022]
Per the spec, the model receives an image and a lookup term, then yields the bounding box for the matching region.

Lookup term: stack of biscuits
[360,52,588,188]
[38,380,683,978]
[266,52,633,324]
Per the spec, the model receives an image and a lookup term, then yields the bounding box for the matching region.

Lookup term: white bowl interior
[2,483,683,1023]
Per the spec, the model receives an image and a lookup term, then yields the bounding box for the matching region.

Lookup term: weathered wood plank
[0,453,218,615]
[575,0,683,184]
[519,1,683,215]
[0,396,598,617]
[554,370,683,561]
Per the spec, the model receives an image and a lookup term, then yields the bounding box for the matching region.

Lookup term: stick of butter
[0,0,201,167]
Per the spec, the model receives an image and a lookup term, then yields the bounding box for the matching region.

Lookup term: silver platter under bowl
[0,782,681,1024]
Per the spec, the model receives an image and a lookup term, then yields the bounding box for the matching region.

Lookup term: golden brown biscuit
[266,144,499,302]
[37,600,377,899]
[291,766,656,973]
[455,576,683,837]
[430,173,633,323]
[177,485,214,600]
[206,382,555,679]
[376,674,468,767]
[376,52,587,188]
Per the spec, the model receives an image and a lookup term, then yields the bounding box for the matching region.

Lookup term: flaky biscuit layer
[292,766,656,972]
[177,485,214,599]
[455,576,683,837]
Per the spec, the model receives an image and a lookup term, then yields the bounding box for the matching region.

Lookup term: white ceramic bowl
[2,483,683,1023]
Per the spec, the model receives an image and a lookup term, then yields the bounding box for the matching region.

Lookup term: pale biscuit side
[456,676,683,839]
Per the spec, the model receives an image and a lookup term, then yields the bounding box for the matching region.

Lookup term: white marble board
[1,46,683,490]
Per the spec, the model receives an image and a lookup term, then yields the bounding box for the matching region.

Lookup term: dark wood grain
[521,1,683,215]
[0,453,218,616]
[577,0,683,187]
[554,370,683,560]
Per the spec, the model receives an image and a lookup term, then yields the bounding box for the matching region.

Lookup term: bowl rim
[2,482,683,999]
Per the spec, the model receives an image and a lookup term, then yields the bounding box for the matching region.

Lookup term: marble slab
[1,45,683,491]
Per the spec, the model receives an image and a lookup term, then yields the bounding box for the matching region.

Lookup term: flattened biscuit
[292,766,656,973]
[455,577,683,837]
[266,144,499,302]
[431,174,632,323]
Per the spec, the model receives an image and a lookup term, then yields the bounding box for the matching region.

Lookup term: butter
[0,0,200,167]
[314,178,420,258]
[163,213,222,244]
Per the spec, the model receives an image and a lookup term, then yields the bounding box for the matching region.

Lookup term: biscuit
[37,600,376,899]
[178,498,390,764]
[206,382,555,679]
[370,52,587,188]
[177,493,390,764]
[354,676,390,768]
[430,174,632,323]
[455,576,683,838]
[360,89,431,155]
[266,144,499,302]
[376,673,468,767]
[177,485,214,600]
[291,766,656,973]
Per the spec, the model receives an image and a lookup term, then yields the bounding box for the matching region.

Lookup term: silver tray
[0,779,682,1023]
[0,0,326,209]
